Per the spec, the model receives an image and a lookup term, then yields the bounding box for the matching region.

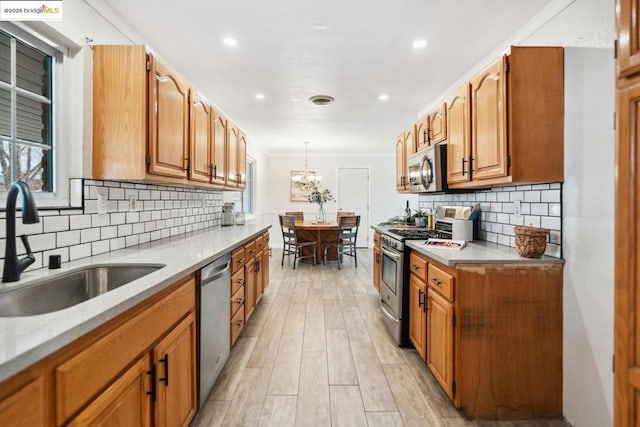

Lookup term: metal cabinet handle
[184,157,190,172]
[430,278,442,286]
[411,264,419,270]
[235,320,244,328]
[159,355,169,386]
[146,364,156,401]
[238,278,245,285]
[461,158,467,175]
[237,258,245,264]
[469,157,475,173]
[418,289,426,311]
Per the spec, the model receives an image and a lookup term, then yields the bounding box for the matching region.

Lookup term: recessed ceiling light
[309,95,335,106]
[255,93,265,100]
[412,39,427,49]
[379,94,389,101]
[223,37,237,47]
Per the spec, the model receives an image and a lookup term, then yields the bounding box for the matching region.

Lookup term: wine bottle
[404,201,411,225]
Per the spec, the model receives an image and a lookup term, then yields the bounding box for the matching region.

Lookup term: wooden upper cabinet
[227,122,240,186]
[395,134,406,192]
[470,56,508,181]
[237,131,247,190]
[428,103,447,145]
[154,314,197,427]
[211,111,228,186]
[447,84,471,185]
[148,55,190,179]
[617,0,640,78]
[415,114,429,152]
[404,125,416,160]
[189,91,212,183]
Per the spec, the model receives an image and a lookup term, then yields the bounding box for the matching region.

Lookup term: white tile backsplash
[0,179,224,272]
[419,183,562,258]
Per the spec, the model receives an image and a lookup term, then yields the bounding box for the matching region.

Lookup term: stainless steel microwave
[407,144,449,193]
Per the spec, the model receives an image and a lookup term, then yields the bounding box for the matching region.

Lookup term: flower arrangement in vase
[308,188,334,223]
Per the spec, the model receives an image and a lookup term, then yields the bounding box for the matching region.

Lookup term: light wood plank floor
[194,249,569,427]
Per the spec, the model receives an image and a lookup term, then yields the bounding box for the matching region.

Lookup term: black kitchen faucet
[2,181,40,282]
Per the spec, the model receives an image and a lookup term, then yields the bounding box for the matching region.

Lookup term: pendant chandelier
[291,141,322,191]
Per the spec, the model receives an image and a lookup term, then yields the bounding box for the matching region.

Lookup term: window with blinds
[0,29,54,192]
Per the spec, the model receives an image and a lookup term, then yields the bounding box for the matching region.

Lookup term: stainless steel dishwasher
[198,253,231,406]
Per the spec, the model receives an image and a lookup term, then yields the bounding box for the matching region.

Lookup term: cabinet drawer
[245,241,257,259]
[255,236,264,252]
[230,306,245,346]
[263,232,270,245]
[231,247,245,274]
[428,264,454,301]
[55,276,195,424]
[409,252,428,282]
[231,285,245,318]
[231,268,245,295]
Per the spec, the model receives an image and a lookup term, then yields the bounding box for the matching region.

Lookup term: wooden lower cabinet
[244,257,256,320]
[0,376,46,426]
[69,357,151,426]
[0,275,197,426]
[426,288,454,399]
[407,249,563,419]
[408,275,427,360]
[154,314,197,427]
[373,232,381,292]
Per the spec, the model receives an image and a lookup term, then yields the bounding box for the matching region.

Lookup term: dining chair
[336,211,355,221]
[323,215,360,269]
[285,211,304,222]
[279,215,316,269]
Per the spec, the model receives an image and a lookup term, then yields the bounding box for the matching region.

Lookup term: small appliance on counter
[434,205,478,241]
[222,203,236,226]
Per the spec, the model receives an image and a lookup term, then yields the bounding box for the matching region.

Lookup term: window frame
[0,22,67,207]
[243,156,256,215]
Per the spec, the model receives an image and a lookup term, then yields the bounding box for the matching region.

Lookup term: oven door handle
[381,299,399,321]
[382,246,402,261]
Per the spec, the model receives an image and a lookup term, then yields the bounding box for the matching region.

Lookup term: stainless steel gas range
[379,228,449,345]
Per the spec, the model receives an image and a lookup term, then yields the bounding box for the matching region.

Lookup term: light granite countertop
[405,240,564,266]
[0,218,272,383]
[371,225,563,266]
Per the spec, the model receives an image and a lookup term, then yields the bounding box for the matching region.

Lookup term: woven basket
[514,225,549,258]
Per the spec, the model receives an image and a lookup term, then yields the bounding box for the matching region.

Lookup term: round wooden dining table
[294,220,340,264]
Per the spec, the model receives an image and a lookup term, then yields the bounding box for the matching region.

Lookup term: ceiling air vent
[309,95,335,106]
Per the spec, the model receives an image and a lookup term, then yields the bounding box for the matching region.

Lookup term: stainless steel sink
[0,264,165,317]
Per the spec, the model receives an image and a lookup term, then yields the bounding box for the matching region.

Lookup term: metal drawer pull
[159,354,169,386]
[418,289,426,310]
[146,364,156,401]
[430,278,442,286]
[411,264,420,270]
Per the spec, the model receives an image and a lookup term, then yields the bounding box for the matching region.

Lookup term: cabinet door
[617,0,640,78]
[426,289,454,399]
[415,115,429,152]
[470,56,508,181]
[189,92,212,183]
[429,103,447,145]
[0,377,45,426]
[395,135,406,191]
[237,131,247,190]
[615,76,640,426]
[261,247,270,292]
[148,56,190,179]
[409,275,427,360]
[227,123,240,186]
[69,357,151,427]
[447,84,472,184]
[404,126,416,165]
[154,313,197,427]
[373,246,381,293]
[244,258,256,320]
[211,112,227,186]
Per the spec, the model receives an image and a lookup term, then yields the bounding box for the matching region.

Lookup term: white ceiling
[99,0,559,155]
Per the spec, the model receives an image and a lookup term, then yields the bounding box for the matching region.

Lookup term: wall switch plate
[97,187,108,215]
[513,200,522,217]
[128,195,137,211]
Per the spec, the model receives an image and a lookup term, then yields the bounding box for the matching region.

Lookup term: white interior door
[337,168,369,247]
